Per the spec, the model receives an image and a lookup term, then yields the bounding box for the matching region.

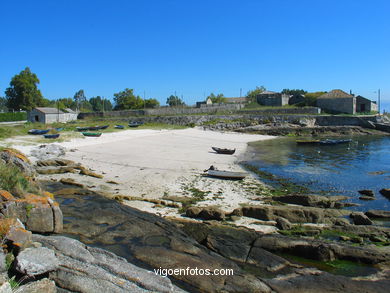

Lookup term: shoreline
[12,127,277,230]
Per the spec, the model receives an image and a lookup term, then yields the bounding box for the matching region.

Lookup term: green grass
[0,112,26,122]
[0,162,39,196]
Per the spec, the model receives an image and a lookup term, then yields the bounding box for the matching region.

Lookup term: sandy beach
[10,128,275,228]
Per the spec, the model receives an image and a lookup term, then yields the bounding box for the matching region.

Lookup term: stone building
[256,91,290,106]
[28,107,78,124]
[316,90,377,114]
[224,97,249,104]
[196,97,213,108]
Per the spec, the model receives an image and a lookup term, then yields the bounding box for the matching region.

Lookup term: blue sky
[0,0,389,111]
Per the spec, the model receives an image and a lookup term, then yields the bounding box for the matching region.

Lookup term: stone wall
[317,97,356,114]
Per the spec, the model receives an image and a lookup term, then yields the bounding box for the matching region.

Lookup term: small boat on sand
[115,125,125,129]
[76,127,89,131]
[207,169,247,180]
[212,147,236,155]
[128,122,143,127]
[82,132,102,137]
[204,166,246,180]
[43,134,60,139]
[319,139,352,145]
[28,129,50,135]
[88,126,101,131]
[54,127,63,132]
[98,125,109,130]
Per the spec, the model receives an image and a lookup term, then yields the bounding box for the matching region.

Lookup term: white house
[27,107,78,124]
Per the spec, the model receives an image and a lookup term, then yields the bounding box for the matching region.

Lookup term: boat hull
[207,170,247,180]
[212,147,236,155]
[82,132,102,137]
[43,134,60,139]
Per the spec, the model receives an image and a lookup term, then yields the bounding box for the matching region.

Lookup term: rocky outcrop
[379,188,390,199]
[350,212,373,225]
[15,247,59,276]
[186,206,226,221]
[0,148,35,176]
[36,159,103,179]
[272,194,352,208]
[1,192,63,233]
[32,235,183,293]
[366,210,390,219]
[233,205,347,224]
[358,190,374,197]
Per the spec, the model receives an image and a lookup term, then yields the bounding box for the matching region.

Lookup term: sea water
[244,135,390,212]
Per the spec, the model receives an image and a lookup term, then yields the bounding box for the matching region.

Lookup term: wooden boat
[54,127,63,131]
[88,126,101,131]
[206,169,247,180]
[76,127,89,131]
[115,125,125,129]
[98,125,109,130]
[28,129,50,135]
[319,139,352,145]
[212,147,236,155]
[296,140,320,145]
[43,133,60,139]
[128,122,143,127]
[82,132,102,137]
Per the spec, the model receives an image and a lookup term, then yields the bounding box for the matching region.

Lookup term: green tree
[246,86,266,103]
[5,67,45,111]
[166,95,185,107]
[281,89,307,96]
[89,96,113,112]
[207,93,226,103]
[113,88,143,110]
[73,90,86,111]
[58,98,77,110]
[302,91,327,106]
[144,98,160,108]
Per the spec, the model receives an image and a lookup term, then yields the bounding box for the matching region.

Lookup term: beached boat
[128,122,143,127]
[211,147,236,155]
[115,125,125,129]
[98,125,109,130]
[206,169,247,180]
[82,132,102,137]
[43,133,60,139]
[54,127,64,132]
[76,127,89,131]
[88,126,101,131]
[28,129,50,135]
[296,140,320,145]
[319,139,352,145]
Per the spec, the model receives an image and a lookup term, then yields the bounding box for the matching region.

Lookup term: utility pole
[240,88,242,98]
[144,91,146,110]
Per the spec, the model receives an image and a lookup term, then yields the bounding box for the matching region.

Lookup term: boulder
[30,144,66,160]
[237,205,346,224]
[78,167,103,179]
[358,189,374,197]
[186,207,225,221]
[36,158,76,167]
[272,194,350,208]
[0,149,35,177]
[379,188,390,199]
[359,196,375,201]
[17,278,56,293]
[59,178,84,188]
[32,235,188,293]
[350,212,373,225]
[36,166,77,175]
[185,207,202,218]
[15,247,59,276]
[0,252,6,273]
[276,217,293,230]
[5,223,32,249]
[365,210,390,219]
[1,194,63,233]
